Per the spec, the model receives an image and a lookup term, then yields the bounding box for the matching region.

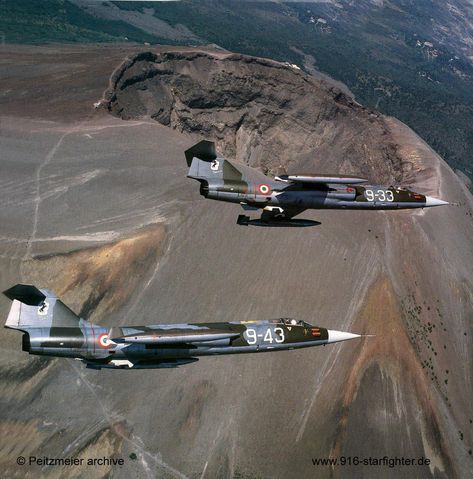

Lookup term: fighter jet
[185,140,449,226]
[4,284,361,370]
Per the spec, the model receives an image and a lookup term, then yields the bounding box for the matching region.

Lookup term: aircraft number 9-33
[246,327,285,345]
[364,189,394,202]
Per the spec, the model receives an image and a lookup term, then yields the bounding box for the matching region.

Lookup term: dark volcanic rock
[105,50,408,184]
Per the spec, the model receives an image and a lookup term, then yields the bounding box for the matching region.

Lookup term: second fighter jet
[185,140,449,226]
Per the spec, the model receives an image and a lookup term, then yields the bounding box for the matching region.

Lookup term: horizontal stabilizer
[3,284,46,306]
[185,140,217,166]
[275,174,367,185]
[113,329,240,345]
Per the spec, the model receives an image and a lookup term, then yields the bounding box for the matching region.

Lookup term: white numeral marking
[274,327,285,343]
[365,189,394,202]
[264,328,273,343]
[246,329,257,345]
[246,327,286,345]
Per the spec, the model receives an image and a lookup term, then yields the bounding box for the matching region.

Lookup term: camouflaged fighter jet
[186,140,449,226]
[4,284,362,370]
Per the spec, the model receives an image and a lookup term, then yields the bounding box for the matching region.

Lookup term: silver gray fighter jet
[186,141,449,226]
[4,284,362,370]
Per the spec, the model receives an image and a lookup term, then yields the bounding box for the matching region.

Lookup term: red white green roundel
[258,184,271,195]
[98,333,112,349]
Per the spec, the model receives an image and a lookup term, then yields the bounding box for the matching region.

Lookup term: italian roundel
[258,184,271,195]
[98,333,112,349]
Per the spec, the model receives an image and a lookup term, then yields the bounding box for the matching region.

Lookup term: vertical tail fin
[4,284,82,331]
[185,140,244,185]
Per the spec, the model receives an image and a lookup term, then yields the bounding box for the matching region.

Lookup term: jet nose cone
[425,196,449,207]
[326,330,361,344]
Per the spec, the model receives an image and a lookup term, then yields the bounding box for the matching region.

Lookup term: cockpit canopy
[271,318,306,327]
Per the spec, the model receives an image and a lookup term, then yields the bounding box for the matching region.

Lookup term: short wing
[86,358,200,369]
[276,174,367,185]
[111,328,240,345]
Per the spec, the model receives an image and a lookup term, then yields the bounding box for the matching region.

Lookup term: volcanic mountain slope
[4,1,473,179]
[0,44,472,479]
[105,50,408,184]
[89,0,473,180]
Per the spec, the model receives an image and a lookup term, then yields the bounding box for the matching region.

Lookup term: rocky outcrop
[105,50,420,185]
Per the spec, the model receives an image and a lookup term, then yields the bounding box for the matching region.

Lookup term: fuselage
[17,318,359,369]
[4,284,361,371]
[203,181,435,210]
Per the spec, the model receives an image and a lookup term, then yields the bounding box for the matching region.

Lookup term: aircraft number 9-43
[246,327,285,345]
[364,189,394,202]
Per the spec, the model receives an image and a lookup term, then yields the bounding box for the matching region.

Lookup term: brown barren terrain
[0,44,471,479]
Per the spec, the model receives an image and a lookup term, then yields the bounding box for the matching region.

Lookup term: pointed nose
[326,330,361,344]
[424,196,449,207]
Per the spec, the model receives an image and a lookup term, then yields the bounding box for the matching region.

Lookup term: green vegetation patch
[0,0,165,44]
